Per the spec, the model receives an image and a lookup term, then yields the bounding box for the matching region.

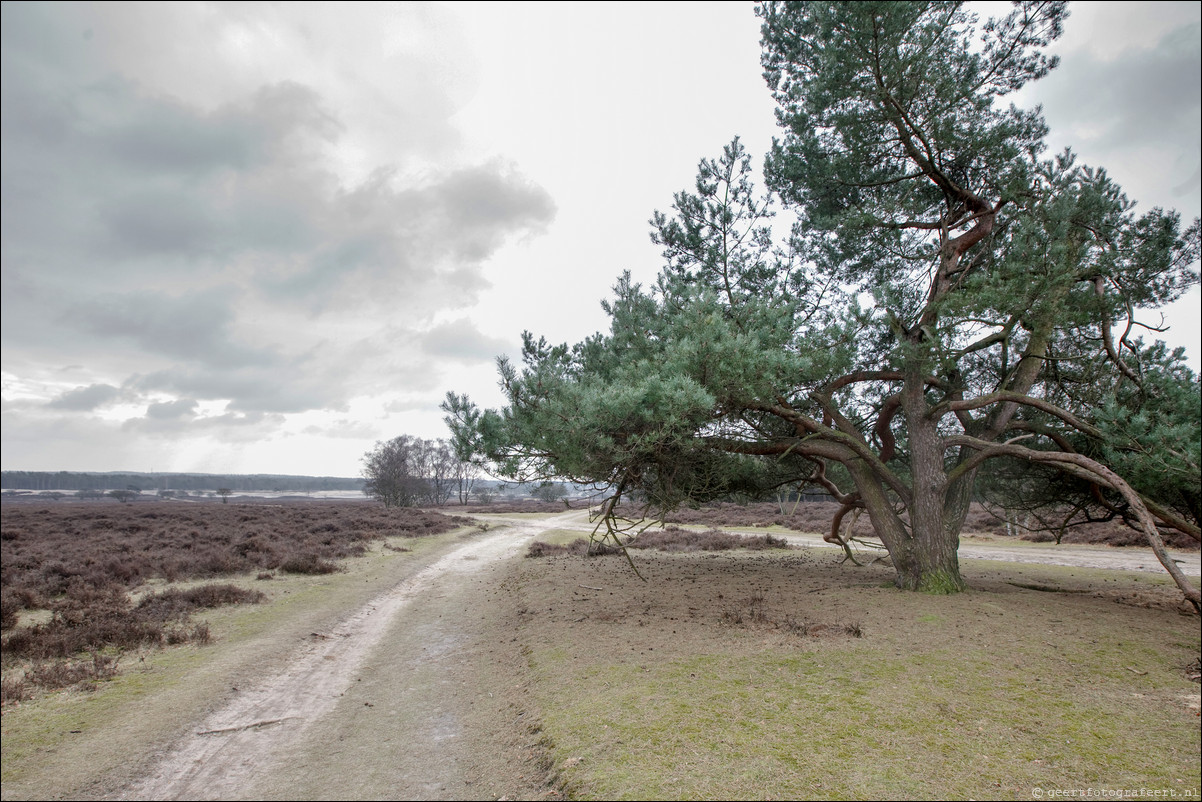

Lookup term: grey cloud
[124,338,379,414]
[3,66,555,330]
[255,161,556,311]
[85,77,272,177]
[2,408,138,471]
[1,1,554,433]
[4,77,339,266]
[1038,22,1201,153]
[301,419,380,439]
[46,383,123,411]
[67,291,276,368]
[1172,167,1201,199]
[383,396,440,414]
[431,163,558,261]
[98,188,217,257]
[145,398,198,420]
[121,407,284,440]
[421,319,513,363]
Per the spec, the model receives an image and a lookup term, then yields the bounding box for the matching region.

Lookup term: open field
[1,502,1199,800]
[511,544,1200,799]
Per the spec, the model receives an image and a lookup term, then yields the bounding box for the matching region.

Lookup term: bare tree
[362,435,458,507]
[413,438,456,507]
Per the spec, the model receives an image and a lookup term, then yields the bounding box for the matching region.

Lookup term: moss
[917,567,968,595]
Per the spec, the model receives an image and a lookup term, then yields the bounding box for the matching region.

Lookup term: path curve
[116,512,586,801]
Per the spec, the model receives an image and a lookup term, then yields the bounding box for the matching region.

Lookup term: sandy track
[116,513,586,801]
[772,531,1201,576]
[541,515,1201,576]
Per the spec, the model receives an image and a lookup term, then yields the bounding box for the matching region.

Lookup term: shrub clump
[1,501,472,605]
[526,538,624,558]
[2,651,121,703]
[629,526,790,552]
[2,582,258,661]
[525,528,789,558]
[0,500,473,702]
[1,582,260,702]
[280,553,340,575]
[136,583,266,621]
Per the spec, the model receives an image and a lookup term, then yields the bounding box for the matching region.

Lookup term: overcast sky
[2,1,1199,478]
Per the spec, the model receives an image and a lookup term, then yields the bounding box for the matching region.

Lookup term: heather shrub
[657,500,1197,550]
[0,594,18,630]
[526,539,618,558]
[1,674,26,704]
[629,526,790,552]
[280,553,340,575]
[136,583,265,621]
[526,529,788,558]
[0,500,473,700]
[1,501,469,600]
[526,540,570,558]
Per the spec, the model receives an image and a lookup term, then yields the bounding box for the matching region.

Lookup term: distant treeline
[1,471,364,493]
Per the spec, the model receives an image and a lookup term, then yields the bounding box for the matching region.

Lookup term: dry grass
[498,546,1202,800]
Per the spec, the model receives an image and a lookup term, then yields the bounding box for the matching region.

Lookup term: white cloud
[1,1,1197,476]
[1,2,555,473]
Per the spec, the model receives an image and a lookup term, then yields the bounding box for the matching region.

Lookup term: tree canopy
[447,1,1200,608]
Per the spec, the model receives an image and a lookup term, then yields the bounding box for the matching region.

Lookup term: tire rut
[116,513,585,801]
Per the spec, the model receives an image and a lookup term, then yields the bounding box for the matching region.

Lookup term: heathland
[1,498,1199,800]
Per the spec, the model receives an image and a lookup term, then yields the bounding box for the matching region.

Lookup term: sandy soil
[110,512,591,801]
[785,530,1202,576]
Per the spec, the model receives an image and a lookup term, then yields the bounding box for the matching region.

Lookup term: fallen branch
[197,717,299,736]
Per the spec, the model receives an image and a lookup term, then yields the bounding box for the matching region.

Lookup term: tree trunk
[847,372,970,593]
[848,454,968,594]
[887,520,966,593]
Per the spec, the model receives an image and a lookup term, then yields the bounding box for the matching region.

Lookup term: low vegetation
[527,525,790,559]
[0,504,1197,799]
[630,526,788,552]
[1,501,470,700]
[503,546,1201,799]
[461,499,576,514]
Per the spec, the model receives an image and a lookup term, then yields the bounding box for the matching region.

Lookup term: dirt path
[772,531,1201,576]
[542,515,1201,576]
[101,509,1193,801]
[115,512,589,801]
